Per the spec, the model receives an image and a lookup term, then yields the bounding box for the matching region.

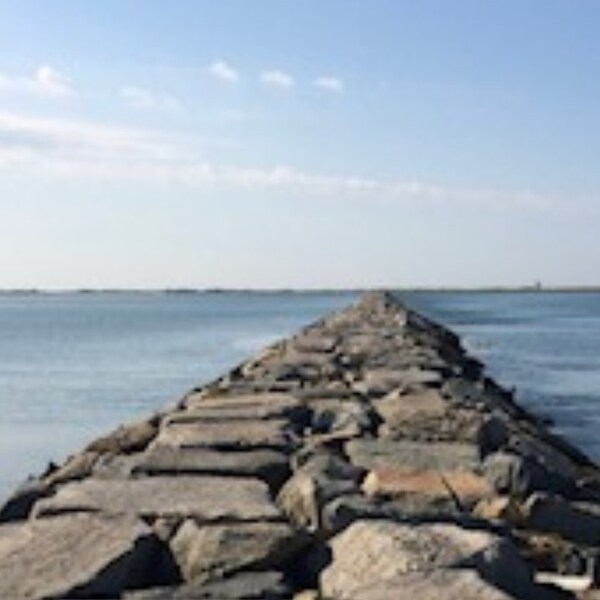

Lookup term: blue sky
[0,1,599,289]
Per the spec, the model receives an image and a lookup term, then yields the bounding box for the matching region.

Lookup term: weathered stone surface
[346,439,480,472]
[153,419,295,451]
[45,450,100,486]
[354,367,442,397]
[277,454,362,530]
[133,446,290,490]
[85,417,158,454]
[310,398,374,439]
[170,519,307,582]
[348,569,515,600]
[0,513,168,599]
[179,392,308,423]
[484,449,578,500]
[124,571,292,599]
[0,478,50,522]
[33,476,281,521]
[362,467,492,506]
[319,519,525,598]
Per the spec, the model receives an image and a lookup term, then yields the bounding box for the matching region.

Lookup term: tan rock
[362,468,492,504]
[32,475,281,521]
[473,496,523,523]
[85,418,157,454]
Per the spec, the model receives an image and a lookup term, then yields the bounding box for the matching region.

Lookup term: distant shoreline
[1,286,600,295]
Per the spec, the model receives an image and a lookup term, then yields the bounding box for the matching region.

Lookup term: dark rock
[0,478,51,522]
[523,493,600,546]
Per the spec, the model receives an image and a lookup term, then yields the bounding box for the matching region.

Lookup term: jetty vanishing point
[1,291,600,599]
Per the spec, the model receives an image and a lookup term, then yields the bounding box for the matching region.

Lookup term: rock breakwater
[1,291,600,598]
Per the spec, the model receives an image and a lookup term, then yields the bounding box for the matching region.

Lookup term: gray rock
[277,454,362,531]
[0,513,170,599]
[179,392,308,424]
[152,418,296,451]
[123,571,292,599]
[170,519,307,582]
[32,475,281,522]
[345,439,480,472]
[310,398,374,439]
[133,446,290,491]
[483,451,573,499]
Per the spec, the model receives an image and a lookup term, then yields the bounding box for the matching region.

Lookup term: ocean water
[0,291,354,498]
[1,290,599,500]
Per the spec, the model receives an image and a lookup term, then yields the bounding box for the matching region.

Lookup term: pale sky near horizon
[0,1,599,289]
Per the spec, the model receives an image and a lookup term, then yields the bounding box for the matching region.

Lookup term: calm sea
[1,290,599,499]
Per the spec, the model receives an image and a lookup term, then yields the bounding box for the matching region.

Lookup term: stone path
[2,291,600,598]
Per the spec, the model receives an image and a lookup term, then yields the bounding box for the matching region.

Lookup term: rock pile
[2,291,600,599]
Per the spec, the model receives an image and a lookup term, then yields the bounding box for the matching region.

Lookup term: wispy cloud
[208,60,239,83]
[313,75,344,93]
[120,86,180,111]
[0,110,560,212]
[0,65,73,98]
[260,69,295,90]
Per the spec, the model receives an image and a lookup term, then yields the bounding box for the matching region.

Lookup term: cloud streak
[313,75,344,93]
[260,69,295,90]
[120,86,180,111]
[0,110,559,212]
[208,60,239,83]
[0,65,73,98]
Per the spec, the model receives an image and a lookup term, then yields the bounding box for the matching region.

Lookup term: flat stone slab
[133,446,289,489]
[0,513,160,599]
[345,439,480,472]
[354,367,443,396]
[153,419,294,451]
[320,519,503,598]
[32,476,281,522]
[180,392,307,422]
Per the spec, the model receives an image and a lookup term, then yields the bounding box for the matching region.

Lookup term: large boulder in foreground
[319,519,531,599]
[0,513,169,599]
[32,476,281,522]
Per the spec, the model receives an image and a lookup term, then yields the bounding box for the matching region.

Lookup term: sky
[0,0,599,289]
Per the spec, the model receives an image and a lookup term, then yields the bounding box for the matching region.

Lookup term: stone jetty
[2,291,600,599]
